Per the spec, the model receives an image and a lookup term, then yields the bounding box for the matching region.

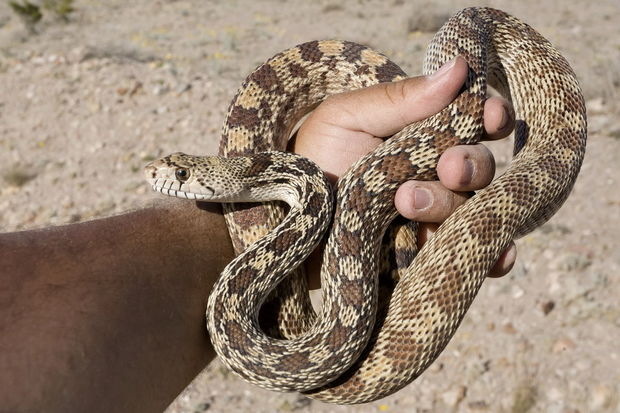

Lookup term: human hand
[290,56,517,282]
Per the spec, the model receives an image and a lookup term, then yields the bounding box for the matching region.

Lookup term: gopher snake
[145,7,586,404]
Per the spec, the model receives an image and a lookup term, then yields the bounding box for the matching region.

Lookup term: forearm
[0,199,233,413]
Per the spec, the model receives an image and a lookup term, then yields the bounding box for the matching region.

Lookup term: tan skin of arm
[0,58,515,413]
[0,200,232,413]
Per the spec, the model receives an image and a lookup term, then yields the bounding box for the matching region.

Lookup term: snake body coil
[146,7,586,404]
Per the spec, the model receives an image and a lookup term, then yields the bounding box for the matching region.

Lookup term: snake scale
[145,7,587,404]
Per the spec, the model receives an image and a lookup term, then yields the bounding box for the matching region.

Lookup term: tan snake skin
[146,7,586,404]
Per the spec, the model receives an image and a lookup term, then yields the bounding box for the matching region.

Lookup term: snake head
[144,152,252,201]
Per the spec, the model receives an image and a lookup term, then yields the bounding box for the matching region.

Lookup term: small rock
[609,128,620,140]
[135,185,147,195]
[442,385,467,407]
[291,395,312,409]
[511,381,538,412]
[541,300,555,315]
[547,271,562,294]
[546,386,563,402]
[25,86,35,100]
[278,400,293,412]
[69,46,90,63]
[278,396,311,412]
[176,83,192,94]
[512,285,524,299]
[322,3,344,13]
[586,97,605,114]
[502,322,518,335]
[194,401,210,411]
[68,213,82,223]
[589,384,613,410]
[87,100,101,113]
[516,337,533,353]
[31,55,46,65]
[467,400,489,410]
[552,337,576,353]
[572,360,592,374]
[153,84,170,96]
[559,253,592,271]
[129,81,143,96]
[48,54,65,64]
[428,361,443,373]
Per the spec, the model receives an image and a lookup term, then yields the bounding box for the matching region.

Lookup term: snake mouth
[150,180,215,200]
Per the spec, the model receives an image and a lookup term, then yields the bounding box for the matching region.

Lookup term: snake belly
[203,6,586,404]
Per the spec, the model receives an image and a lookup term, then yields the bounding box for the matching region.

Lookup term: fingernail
[498,105,509,131]
[413,186,432,210]
[429,56,457,80]
[460,158,474,185]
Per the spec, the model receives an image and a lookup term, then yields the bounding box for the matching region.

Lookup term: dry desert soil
[1,0,619,412]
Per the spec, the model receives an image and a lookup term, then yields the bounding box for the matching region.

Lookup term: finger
[394,180,470,222]
[483,96,515,140]
[313,56,469,138]
[436,144,495,192]
[487,242,517,277]
[416,223,439,247]
[417,224,517,278]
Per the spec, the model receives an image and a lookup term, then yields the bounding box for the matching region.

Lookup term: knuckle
[383,82,405,105]
[316,94,341,117]
[383,80,408,106]
[315,94,354,125]
[383,79,418,126]
[441,189,459,218]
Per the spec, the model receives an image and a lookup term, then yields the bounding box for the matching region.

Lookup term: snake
[144,7,587,405]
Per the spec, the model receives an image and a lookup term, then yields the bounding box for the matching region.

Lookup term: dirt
[1,1,619,412]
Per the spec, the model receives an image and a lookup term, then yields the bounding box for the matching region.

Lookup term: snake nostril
[143,164,159,181]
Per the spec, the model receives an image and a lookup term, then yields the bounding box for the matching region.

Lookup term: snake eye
[175,168,190,181]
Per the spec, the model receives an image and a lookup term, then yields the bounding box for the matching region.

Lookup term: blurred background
[0,1,618,412]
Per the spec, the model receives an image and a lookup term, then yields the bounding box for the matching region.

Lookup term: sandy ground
[1,0,619,412]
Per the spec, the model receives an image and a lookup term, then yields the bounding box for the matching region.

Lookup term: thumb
[316,56,467,138]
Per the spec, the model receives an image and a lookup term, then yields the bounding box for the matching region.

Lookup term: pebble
[441,385,466,407]
[547,271,562,294]
[586,97,605,114]
[428,361,443,373]
[545,403,568,413]
[541,300,555,315]
[552,337,576,353]
[511,285,525,299]
[134,185,147,195]
[558,253,592,271]
[196,401,211,411]
[546,387,564,402]
[153,84,170,95]
[573,359,591,372]
[467,400,489,411]
[176,83,192,94]
[502,322,518,335]
[588,384,613,410]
